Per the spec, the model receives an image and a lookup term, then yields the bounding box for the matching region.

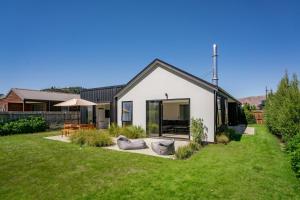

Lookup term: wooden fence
[0,111,80,129]
[252,110,264,124]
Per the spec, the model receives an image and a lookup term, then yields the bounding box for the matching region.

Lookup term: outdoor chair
[151,139,175,155]
[117,135,147,150]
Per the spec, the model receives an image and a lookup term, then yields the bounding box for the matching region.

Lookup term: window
[87,106,93,123]
[217,96,228,127]
[217,97,222,127]
[224,99,228,124]
[179,104,189,120]
[122,101,133,126]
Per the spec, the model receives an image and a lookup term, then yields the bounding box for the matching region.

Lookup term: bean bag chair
[117,135,147,150]
[151,139,175,155]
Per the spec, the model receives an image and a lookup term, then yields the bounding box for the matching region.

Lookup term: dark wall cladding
[80,85,125,103]
[80,85,125,124]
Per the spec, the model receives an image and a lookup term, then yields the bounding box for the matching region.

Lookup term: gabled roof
[115,58,240,103]
[9,88,80,102]
[115,59,217,98]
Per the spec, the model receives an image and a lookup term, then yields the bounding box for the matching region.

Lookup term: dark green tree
[264,72,300,141]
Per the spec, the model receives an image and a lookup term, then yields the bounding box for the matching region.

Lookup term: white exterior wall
[117,66,215,142]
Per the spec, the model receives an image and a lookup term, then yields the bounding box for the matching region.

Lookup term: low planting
[122,125,146,139]
[175,142,201,159]
[70,129,113,147]
[0,116,48,136]
[216,133,229,144]
[107,123,120,137]
[108,124,146,139]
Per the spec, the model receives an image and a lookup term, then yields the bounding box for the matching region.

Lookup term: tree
[264,72,300,141]
[41,86,84,94]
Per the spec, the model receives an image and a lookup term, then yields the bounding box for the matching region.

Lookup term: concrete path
[44,135,71,143]
[244,127,255,135]
[229,125,255,135]
[104,138,189,159]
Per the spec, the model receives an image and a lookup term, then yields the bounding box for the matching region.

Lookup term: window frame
[121,101,133,126]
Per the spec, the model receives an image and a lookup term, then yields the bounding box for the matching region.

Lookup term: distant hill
[41,87,84,94]
[0,94,4,99]
[239,95,266,109]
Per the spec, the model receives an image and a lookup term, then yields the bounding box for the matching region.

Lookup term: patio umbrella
[54,98,96,124]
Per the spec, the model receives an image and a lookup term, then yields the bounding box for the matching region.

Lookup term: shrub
[216,134,229,144]
[108,124,146,139]
[70,130,113,147]
[190,118,206,144]
[245,110,256,124]
[108,123,121,137]
[242,103,256,124]
[70,130,86,146]
[175,142,201,160]
[286,133,300,178]
[189,141,201,151]
[122,125,146,139]
[0,117,48,136]
[291,148,300,178]
[286,133,300,153]
[226,128,242,141]
[175,144,195,159]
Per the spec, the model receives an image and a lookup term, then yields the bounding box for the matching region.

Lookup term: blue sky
[0,0,299,98]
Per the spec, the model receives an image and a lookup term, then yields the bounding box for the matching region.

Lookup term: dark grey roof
[11,88,80,101]
[115,58,240,103]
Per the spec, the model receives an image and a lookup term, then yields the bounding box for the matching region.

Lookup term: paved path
[44,135,70,143]
[105,137,189,159]
[229,125,255,135]
[244,127,255,135]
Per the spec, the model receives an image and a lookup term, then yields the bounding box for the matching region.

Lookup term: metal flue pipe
[212,44,219,86]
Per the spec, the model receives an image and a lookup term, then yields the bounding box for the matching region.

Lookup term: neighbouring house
[80,85,125,128]
[81,56,242,142]
[0,88,80,112]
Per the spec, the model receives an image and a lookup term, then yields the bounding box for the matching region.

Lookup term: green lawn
[0,125,299,200]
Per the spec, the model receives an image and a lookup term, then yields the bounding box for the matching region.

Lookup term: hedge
[0,117,48,136]
[264,72,300,178]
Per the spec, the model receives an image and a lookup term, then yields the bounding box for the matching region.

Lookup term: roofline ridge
[12,88,80,95]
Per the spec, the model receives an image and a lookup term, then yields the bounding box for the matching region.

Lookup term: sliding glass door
[146,101,162,137]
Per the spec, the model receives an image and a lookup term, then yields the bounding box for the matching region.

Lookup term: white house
[114,59,241,143]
